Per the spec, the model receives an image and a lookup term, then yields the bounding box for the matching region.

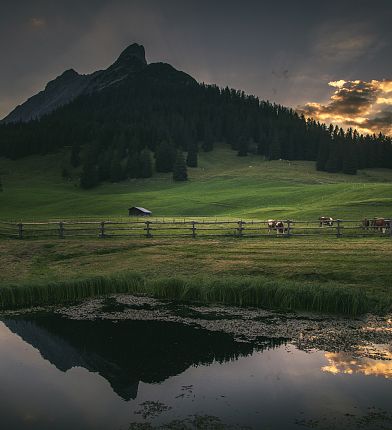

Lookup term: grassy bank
[0,272,373,316]
[0,237,391,315]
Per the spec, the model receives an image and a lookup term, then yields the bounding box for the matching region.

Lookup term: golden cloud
[298,79,392,136]
[322,351,392,379]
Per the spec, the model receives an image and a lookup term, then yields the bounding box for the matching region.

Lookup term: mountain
[3,69,91,123]
[2,43,149,123]
[0,43,391,181]
[4,316,254,401]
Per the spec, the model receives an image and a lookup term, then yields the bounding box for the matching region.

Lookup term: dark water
[0,314,391,430]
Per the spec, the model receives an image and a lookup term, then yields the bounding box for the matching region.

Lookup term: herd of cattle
[266,217,391,234]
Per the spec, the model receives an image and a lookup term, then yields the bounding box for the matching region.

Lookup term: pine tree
[202,123,214,152]
[269,132,281,160]
[109,153,123,182]
[342,145,358,175]
[80,162,99,189]
[155,139,176,172]
[138,149,153,178]
[126,151,139,178]
[325,141,340,173]
[316,135,330,171]
[98,149,113,181]
[186,142,198,167]
[237,136,248,156]
[61,167,71,180]
[70,143,81,167]
[173,150,188,181]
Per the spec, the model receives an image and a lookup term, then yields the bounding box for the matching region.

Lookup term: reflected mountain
[3,316,287,401]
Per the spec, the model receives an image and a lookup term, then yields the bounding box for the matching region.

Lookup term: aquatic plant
[0,272,384,316]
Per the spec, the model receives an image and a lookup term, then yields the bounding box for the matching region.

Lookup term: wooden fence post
[145,220,152,238]
[286,220,291,238]
[99,221,105,238]
[191,221,196,238]
[336,219,342,238]
[18,223,23,239]
[59,221,64,239]
[237,220,244,237]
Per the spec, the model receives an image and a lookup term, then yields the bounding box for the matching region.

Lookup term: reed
[144,276,371,316]
[0,273,144,310]
[0,272,385,316]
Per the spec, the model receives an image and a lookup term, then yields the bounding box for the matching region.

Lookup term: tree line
[0,66,391,188]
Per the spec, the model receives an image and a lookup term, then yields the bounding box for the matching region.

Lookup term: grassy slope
[0,146,391,313]
[0,145,392,220]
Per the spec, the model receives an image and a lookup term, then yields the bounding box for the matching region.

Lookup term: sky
[1,0,391,134]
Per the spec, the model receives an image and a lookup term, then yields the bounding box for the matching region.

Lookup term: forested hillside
[0,44,391,189]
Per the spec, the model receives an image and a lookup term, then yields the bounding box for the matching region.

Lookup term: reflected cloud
[322,351,392,379]
[298,79,392,135]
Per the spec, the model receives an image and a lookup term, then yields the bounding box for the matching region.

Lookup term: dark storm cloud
[1,0,391,135]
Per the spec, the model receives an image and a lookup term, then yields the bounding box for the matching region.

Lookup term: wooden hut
[128,206,152,217]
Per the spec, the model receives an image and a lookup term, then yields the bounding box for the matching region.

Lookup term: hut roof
[128,206,152,214]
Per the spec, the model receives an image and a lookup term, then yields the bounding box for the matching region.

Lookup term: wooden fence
[0,218,391,239]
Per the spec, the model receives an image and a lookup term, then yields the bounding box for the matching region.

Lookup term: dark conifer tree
[316,135,330,171]
[342,146,358,175]
[237,136,248,156]
[109,153,124,182]
[155,139,176,172]
[173,150,188,181]
[70,143,81,167]
[202,123,214,152]
[325,140,340,173]
[98,149,113,181]
[186,142,198,167]
[126,151,139,178]
[269,132,281,160]
[61,167,70,180]
[138,149,153,178]
[80,162,99,189]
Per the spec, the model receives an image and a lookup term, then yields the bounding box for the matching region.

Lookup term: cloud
[322,352,392,378]
[311,22,384,65]
[30,17,46,28]
[298,79,392,136]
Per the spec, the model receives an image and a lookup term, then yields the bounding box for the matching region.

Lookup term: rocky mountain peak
[116,43,147,67]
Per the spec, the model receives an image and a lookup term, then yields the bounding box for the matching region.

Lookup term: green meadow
[0,146,391,313]
[1,145,392,221]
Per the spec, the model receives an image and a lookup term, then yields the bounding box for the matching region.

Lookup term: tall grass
[145,277,371,316]
[0,272,384,316]
[0,273,144,310]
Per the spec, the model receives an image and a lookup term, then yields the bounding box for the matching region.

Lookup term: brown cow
[319,216,334,227]
[371,218,389,234]
[267,219,286,234]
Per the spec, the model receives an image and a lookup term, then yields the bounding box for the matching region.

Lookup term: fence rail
[0,218,391,240]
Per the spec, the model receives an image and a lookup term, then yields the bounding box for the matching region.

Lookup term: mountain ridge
[2,43,151,123]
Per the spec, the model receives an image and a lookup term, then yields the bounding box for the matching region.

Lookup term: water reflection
[3,315,286,401]
[322,351,392,379]
[1,314,392,430]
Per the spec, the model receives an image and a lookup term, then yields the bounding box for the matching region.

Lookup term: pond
[0,297,391,429]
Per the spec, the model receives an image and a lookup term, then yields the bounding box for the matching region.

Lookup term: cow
[371,218,390,234]
[362,218,371,230]
[319,216,334,227]
[267,219,286,234]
